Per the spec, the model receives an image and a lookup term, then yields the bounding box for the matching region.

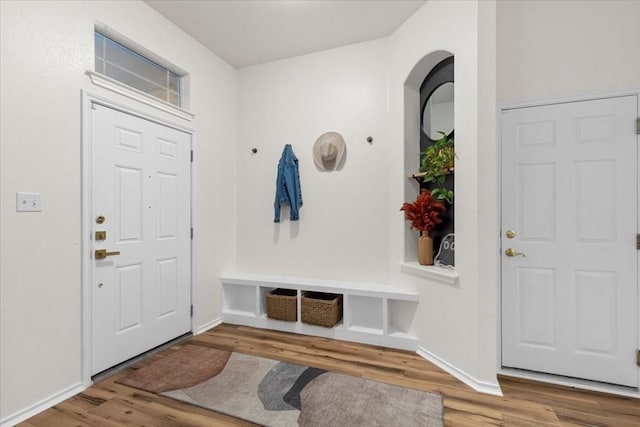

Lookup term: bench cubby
[220,273,419,350]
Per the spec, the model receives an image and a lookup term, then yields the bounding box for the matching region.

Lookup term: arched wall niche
[402,50,454,262]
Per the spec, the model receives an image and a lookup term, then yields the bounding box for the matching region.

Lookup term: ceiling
[145,0,426,68]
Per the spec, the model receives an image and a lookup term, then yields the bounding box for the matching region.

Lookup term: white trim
[636,93,640,391]
[81,91,93,388]
[417,346,503,396]
[82,91,195,134]
[499,369,640,399]
[85,71,195,121]
[221,273,419,301]
[495,105,505,387]
[195,318,222,335]
[81,90,195,386]
[0,383,85,427]
[190,135,198,336]
[222,314,419,352]
[400,262,459,285]
[498,88,640,111]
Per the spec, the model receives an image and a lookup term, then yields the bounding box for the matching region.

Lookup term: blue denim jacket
[274,144,303,222]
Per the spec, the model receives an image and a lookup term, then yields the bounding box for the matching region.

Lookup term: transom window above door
[94,31,182,107]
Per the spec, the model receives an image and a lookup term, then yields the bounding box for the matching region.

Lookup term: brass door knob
[95,249,121,260]
[505,248,526,257]
[505,230,516,239]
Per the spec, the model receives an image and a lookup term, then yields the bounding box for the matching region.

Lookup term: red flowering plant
[400,188,446,236]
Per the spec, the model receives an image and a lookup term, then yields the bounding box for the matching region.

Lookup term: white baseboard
[0,382,85,427]
[194,317,222,335]
[417,346,503,396]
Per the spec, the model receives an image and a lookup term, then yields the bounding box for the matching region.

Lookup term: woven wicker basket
[301,292,343,328]
[266,288,297,321]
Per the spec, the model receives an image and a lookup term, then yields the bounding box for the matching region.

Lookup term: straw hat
[313,132,346,171]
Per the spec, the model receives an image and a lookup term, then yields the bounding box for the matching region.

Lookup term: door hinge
[191,150,194,162]
[636,117,640,134]
[191,227,194,240]
[637,349,640,367]
[190,304,194,317]
[637,234,640,250]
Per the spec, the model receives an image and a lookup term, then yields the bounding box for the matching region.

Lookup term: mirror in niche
[422,82,454,140]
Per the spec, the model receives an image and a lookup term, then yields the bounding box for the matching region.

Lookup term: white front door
[90,103,192,375]
[501,95,638,387]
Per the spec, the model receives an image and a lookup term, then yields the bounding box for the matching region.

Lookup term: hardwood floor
[20,324,640,426]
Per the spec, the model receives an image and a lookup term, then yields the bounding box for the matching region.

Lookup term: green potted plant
[400,188,446,265]
[420,131,454,204]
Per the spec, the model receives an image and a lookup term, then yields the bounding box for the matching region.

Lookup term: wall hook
[251,148,258,154]
[366,136,373,144]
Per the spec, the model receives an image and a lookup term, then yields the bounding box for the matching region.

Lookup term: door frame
[80,90,197,386]
[497,89,640,397]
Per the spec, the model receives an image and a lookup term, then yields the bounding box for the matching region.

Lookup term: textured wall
[387,0,499,389]
[236,39,389,283]
[0,0,236,421]
[497,0,640,103]
[236,0,500,390]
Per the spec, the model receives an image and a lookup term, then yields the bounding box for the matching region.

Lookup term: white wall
[236,0,499,390]
[236,39,390,283]
[387,0,498,389]
[497,0,640,103]
[0,0,236,422]
[8,0,632,420]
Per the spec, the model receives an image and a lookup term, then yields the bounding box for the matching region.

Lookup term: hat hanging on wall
[313,131,346,171]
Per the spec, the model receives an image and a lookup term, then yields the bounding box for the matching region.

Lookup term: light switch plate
[16,192,43,212]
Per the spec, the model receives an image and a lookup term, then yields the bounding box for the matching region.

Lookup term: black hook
[251,148,258,154]
[366,136,373,144]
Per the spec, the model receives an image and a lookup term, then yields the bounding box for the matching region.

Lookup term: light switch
[16,192,43,212]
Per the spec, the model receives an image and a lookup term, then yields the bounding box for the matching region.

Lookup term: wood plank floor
[20,324,640,426]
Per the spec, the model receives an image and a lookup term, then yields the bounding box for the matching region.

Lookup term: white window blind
[94,31,181,107]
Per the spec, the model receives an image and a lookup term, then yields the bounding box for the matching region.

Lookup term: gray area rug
[119,344,444,427]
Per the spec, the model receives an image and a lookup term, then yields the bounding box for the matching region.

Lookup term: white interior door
[501,95,638,387]
[91,103,192,375]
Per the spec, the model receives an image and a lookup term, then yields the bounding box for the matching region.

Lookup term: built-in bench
[220,273,420,350]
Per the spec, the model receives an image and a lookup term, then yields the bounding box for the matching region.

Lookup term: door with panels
[501,95,638,387]
[90,103,192,375]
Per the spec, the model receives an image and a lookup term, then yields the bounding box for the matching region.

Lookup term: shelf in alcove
[408,168,455,181]
[400,262,459,286]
